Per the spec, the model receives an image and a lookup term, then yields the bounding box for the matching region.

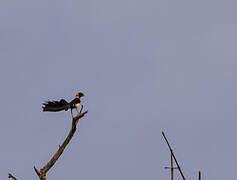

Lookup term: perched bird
[42,92,84,118]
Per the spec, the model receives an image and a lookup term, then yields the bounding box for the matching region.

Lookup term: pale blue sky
[0,0,237,179]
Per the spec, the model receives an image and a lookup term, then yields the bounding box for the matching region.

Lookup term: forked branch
[8,106,87,180]
[33,105,88,180]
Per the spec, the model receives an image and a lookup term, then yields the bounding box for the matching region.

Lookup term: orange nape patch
[75,93,79,98]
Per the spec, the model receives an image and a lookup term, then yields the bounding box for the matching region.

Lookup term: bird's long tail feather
[42,99,70,112]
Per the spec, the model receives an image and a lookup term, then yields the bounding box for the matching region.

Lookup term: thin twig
[34,106,88,180]
[162,131,186,180]
[8,173,18,180]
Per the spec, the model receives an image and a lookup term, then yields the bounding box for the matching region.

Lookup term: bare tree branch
[34,105,88,180]
[8,173,18,180]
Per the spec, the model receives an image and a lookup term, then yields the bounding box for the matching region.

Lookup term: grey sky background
[0,0,237,179]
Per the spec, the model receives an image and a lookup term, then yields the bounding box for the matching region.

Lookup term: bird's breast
[75,103,80,108]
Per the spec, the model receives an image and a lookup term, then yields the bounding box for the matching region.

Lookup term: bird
[42,92,84,118]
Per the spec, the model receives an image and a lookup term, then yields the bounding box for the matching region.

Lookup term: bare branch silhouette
[8,173,18,180]
[9,105,88,180]
[34,105,88,180]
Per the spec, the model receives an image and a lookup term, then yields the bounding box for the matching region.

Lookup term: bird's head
[76,92,84,98]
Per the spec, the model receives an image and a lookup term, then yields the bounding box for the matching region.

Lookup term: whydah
[42,92,84,118]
